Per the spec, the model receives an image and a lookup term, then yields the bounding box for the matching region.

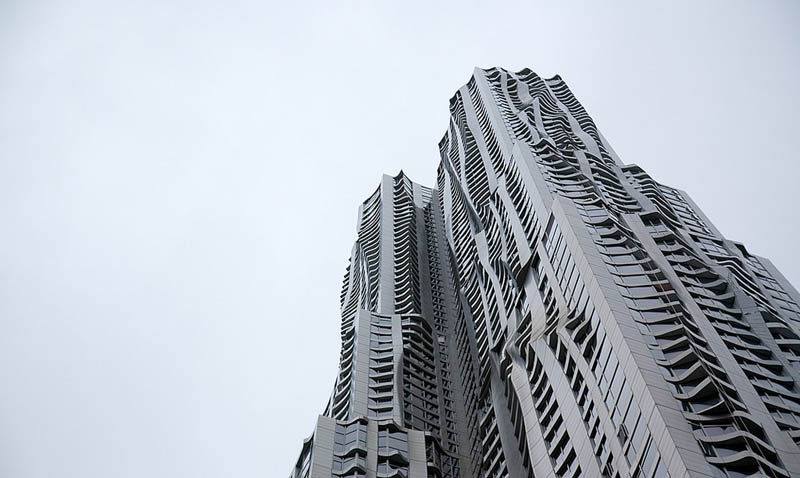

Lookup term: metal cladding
[289,67,800,478]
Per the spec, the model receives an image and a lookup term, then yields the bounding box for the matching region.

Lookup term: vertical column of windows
[478,399,509,478]
[526,352,581,477]
[546,334,622,477]
[377,425,409,476]
[401,316,441,436]
[424,203,460,459]
[368,315,395,419]
[332,420,368,476]
[393,175,421,315]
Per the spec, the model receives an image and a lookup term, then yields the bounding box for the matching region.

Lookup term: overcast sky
[1,1,799,476]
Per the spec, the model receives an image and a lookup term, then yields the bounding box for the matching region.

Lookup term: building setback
[289,67,800,478]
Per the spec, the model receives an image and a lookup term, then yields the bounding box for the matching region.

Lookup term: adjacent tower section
[291,67,800,478]
[291,172,474,478]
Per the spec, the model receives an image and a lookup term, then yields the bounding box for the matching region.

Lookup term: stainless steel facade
[290,67,800,478]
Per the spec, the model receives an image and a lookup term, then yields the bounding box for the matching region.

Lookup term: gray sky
[1,1,798,476]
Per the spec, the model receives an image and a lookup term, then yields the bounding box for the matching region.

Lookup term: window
[378,427,408,456]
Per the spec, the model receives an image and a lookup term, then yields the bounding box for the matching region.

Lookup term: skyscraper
[289,67,800,478]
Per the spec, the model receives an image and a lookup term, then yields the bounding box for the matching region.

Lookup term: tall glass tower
[290,67,800,478]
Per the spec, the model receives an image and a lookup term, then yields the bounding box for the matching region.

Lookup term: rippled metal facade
[290,67,800,478]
